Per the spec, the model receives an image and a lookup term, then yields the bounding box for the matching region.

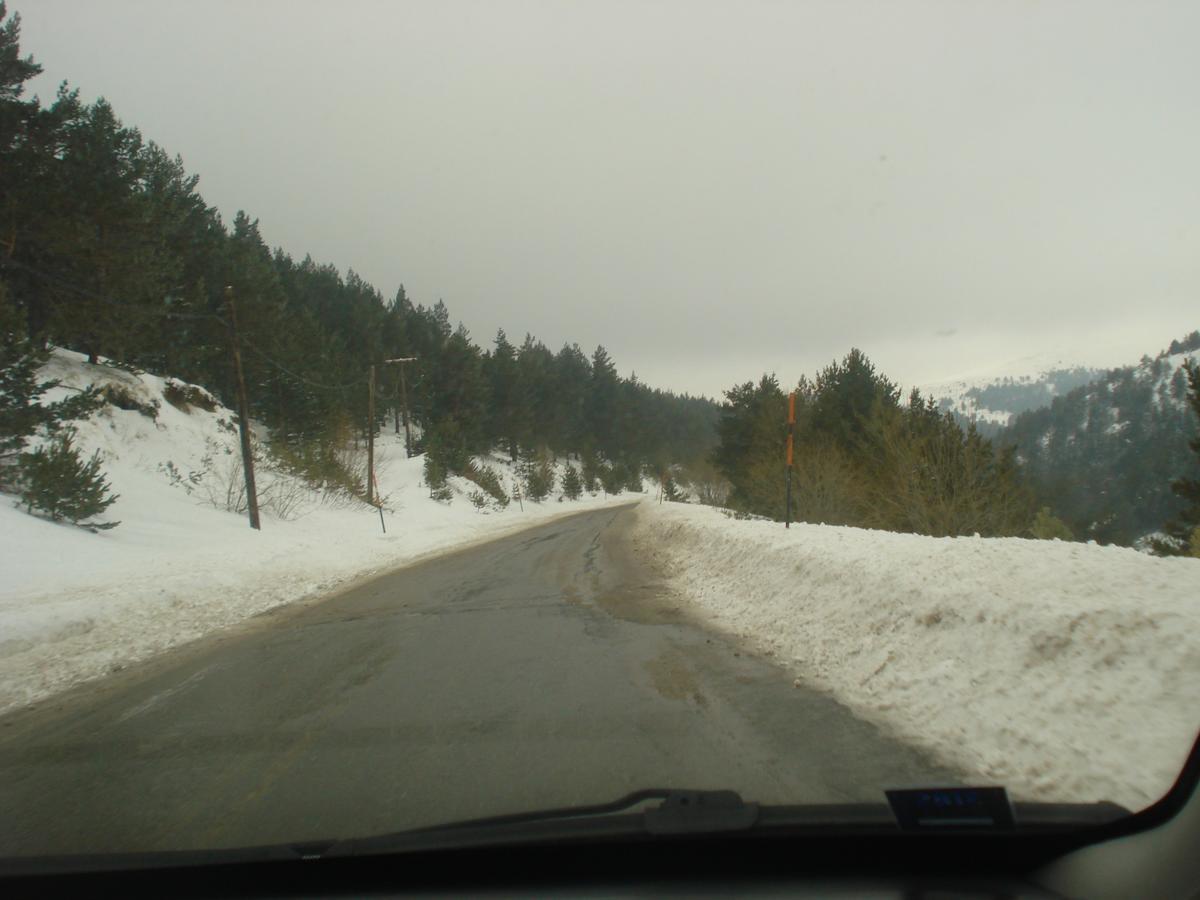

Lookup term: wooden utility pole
[393,369,401,435]
[366,364,376,506]
[785,390,795,529]
[383,357,417,457]
[224,285,261,530]
[366,357,417,513]
[373,470,386,533]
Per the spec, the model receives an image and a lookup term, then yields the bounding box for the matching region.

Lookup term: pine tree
[0,3,39,106]
[0,288,102,488]
[712,374,786,512]
[1030,507,1073,541]
[560,464,583,500]
[599,462,624,496]
[580,448,601,492]
[1156,361,1200,555]
[810,348,901,456]
[513,334,553,453]
[487,329,519,459]
[663,473,683,502]
[521,446,555,501]
[42,98,180,364]
[19,429,118,527]
[586,345,621,459]
[551,343,591,456]
[0,4,726,483]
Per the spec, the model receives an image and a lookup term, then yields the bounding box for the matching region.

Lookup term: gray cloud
[21,0,1200,397]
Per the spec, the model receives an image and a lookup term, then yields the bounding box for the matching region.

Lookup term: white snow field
[0,350,642,715]
[630,502,1200,811]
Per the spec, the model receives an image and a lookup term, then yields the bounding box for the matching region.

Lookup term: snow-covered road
[0,351,644,715]
[5,349,1198,816]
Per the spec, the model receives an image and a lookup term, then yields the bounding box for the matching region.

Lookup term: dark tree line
[712,349,1035,538]
[0,5,718,481]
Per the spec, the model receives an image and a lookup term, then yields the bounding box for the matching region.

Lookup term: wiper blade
[333,788,759,858]
[329,789,1131,860]
[0,791,1130,876]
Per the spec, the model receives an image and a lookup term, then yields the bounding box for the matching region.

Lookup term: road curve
[0,503,957,856]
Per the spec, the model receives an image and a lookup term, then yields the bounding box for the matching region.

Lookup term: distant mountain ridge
[933,366,1103,434]
[998,331,1200,546]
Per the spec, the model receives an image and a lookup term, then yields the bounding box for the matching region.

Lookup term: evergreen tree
[1030,507,1073,541]
[580,448,601,492]
[810,348,900,457]
[0,7,723,485]
[599,462,624,496]
[0,1,43,262]
[586,345,621,459]
[513,334,554,453]
[712,374,786,512]
[1156,361,1200,555]
[550,342,591,456]
[0,288,102,488]
[486,329,519,459]
[19,429,118,527]
[0,3,38,110]
[560,464,583,500]
[520,446,555,501]
[662,473,683,502]
[711,354,1032,535]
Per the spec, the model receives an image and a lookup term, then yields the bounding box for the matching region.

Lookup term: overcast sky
[19,0,1200,398]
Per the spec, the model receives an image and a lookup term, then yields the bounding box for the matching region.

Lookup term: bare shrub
[163,380,218,413]
[462,459,509,507]
[101,384,159,419]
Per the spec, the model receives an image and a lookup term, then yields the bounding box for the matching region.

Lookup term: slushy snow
[629,502,1200,811]
[0,350,640,715]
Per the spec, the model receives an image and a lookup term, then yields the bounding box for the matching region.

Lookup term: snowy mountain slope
[922,331,1199,436]
[631,502,1200,811]
[927,367,1101,430]
[0,350,646,715]
[1002,335,1200,545]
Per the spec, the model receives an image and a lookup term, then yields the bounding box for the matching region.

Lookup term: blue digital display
[886,786,1015,831]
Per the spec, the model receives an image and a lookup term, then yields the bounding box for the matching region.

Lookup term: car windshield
[1,0,1198,861]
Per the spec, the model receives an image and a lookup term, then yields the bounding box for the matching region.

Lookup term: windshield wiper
[323,788,1128,860]
[328,788,758,860]
[0,789,1130,876]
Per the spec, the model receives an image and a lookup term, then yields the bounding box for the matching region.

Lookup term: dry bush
[680,460,732,508]
[790,441,873,526]
[100,384,159,419]
[462,459,509,507]
[861,409,1032,537]
[163,380,218,413]
[268,421,366,509]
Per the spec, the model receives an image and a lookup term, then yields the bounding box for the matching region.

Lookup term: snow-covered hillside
[923,331,1199,432]
[0,350,644,715]
[630,502,1200,811]
[1002,339,1200,547]
[927,367,1101,430]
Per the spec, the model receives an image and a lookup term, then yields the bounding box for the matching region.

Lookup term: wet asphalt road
[0,504,957,856]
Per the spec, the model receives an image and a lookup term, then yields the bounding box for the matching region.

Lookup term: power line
[0,256,223,323]
[3,255,370,395]
[236,338,367,394]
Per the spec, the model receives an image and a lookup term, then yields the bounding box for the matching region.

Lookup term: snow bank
[631,502,1200,810]
[0,350,645,715]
